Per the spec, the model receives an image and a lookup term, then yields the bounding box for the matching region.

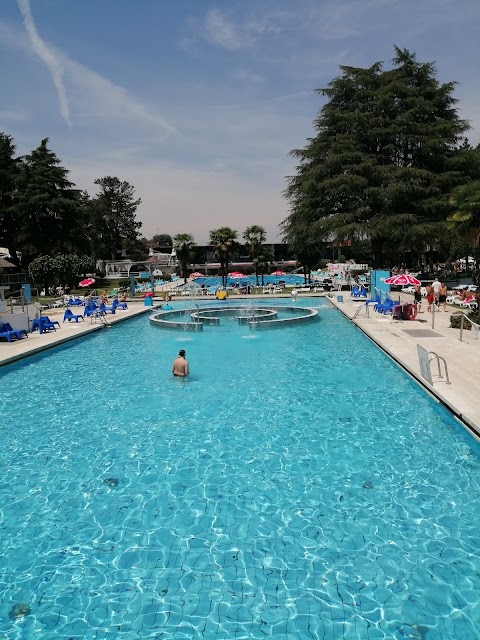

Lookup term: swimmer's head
[179,349,186,357]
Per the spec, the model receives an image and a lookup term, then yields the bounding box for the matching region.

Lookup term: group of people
[47,284,71,296]
[414,277,448,312]
[101,290,127,304]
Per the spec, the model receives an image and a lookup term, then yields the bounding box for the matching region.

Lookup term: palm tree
[243,225,266,283]
[209,227,238,287]
[173,233,196,283]
[448,181,480,245]
[253,246,275,286]
[448,181,480,303]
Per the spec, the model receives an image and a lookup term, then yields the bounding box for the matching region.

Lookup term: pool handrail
[457,312,480,342]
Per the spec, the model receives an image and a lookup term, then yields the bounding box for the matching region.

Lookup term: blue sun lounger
[63,309,84,323]
[0,323,28,340]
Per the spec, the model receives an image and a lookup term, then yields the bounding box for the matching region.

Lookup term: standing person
[438,282,448,311]
[426,284,434,312]
[414,284,423,312]
[432,277,441,306]
[172,350,189,377]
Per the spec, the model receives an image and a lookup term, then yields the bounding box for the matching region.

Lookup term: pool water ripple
[1,299,480,638]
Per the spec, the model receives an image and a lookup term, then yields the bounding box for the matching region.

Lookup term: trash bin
[144,296,153,307]
[337,295,344,302]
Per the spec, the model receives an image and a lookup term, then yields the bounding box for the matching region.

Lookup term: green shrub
[449,310,479,330]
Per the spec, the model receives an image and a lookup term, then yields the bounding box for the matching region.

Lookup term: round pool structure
[150,304,318,330]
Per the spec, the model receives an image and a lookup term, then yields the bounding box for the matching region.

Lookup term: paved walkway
[329,293,480,437]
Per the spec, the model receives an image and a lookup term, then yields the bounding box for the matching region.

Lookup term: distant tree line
[0,134,143,287]
[172,225,276,286]
[282,47,480,279]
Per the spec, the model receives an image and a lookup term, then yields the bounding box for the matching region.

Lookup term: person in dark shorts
[414,284,423,311]
[438,283,448,311]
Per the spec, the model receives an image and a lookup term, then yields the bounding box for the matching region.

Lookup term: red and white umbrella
[229,271,247,278]
[190,272,205,278]
[271,270,286,276]
[79,278,95,288]
[384,274,421,286]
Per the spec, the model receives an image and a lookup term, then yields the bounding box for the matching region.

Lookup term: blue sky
[1,0,479,242]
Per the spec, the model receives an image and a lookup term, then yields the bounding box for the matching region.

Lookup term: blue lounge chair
[31,316,59,333]
[100,302,116,314]
[112,298,127,310]
[365,294,381,307]
[63,309,84,323]
[0,323,28,340]
[352,286,367,298]
[41,316,60,328]
[68,297,84,306]
[375,299,399,315]
[0,329,12,342]
[83,301,98,317]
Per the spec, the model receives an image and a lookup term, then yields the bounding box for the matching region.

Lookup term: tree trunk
[371,238,383,269]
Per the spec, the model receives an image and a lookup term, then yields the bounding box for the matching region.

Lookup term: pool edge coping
[327,297,480,441]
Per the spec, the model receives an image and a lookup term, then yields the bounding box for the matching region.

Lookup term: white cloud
[16,0,71,125]
[0,108,31,124]
[1,14,176,138]
[232,68,264,84]
[64,58,177,137]
[204,9,255,50]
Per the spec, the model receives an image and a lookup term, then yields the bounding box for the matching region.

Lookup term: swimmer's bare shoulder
[172,350,189,376]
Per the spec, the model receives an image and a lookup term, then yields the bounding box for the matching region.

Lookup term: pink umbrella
[79,278,95,288]
[384,274,421,286]
[271,270,286,276]
[229,272,247,278]
[190,272,205,278]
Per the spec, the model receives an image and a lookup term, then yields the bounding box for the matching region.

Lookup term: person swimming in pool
[172,349,189,377]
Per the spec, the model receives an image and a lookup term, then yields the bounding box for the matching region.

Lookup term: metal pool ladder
[417,345,450,385]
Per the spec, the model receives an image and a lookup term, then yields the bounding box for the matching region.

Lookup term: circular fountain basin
[150,305,318,330]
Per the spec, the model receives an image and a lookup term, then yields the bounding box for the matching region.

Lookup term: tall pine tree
[88,176,142,260]
[283,48,476,267]
[0,133,21,266]
[16,138,83,267]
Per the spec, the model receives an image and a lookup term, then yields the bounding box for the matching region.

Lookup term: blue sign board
[369,270,390,301]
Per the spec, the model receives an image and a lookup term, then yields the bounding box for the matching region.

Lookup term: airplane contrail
[17,0,71,126]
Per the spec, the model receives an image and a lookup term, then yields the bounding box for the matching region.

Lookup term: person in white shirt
[432,277,441,305]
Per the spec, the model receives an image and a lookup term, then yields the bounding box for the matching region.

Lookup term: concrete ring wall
[150,305,318,330]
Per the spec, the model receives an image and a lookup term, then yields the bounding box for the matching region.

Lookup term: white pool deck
[1,293,479,437]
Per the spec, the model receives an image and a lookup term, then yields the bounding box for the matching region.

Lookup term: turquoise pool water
[1,299,480,639]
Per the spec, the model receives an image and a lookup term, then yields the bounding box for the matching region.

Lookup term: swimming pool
[1,299,479,639]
